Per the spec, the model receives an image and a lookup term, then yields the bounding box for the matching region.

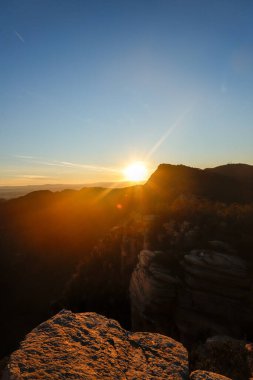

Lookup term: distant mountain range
[1,163,253,202]
[0,181,135,200]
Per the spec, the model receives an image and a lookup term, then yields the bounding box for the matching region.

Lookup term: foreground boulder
[2,310,188,380]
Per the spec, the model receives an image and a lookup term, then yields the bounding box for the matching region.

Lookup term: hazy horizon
[1,0,253,185]
[1,161,252,188]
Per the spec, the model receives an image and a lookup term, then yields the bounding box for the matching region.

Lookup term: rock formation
[130,249,180,337]
[2,310,189,380]
[177,249,253,345]
[130,246,253,346]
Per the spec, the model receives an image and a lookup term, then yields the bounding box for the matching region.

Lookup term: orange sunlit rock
[4,311,188,379]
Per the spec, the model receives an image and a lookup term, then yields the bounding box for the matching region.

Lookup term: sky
[1,0,253,185]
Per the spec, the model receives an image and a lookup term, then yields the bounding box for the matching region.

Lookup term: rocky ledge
[2,310,189,380]
[130,246,253,346]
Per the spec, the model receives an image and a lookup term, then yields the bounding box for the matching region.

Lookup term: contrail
[145,105,194,160]
[14,31,25,43]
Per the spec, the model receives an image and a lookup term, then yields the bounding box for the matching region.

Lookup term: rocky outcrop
[177,250,253,345]
[2,310,188,380]
[130,249,180,336]
[130,246,253,346]
[190,371,231,380]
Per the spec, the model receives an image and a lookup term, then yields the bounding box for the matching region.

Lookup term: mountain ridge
[1,163,253,201]
[145,163,253,204]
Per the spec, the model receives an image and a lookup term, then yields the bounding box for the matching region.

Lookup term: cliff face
[130,246,253,347]
[177,249,253,343]
[2,310,189,380]
[130,249,180,336]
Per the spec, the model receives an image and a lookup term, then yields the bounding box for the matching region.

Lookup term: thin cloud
[14,31,25,43]
[16,175,55,180]
[59,161,120,173]
[14,155,121,173]
[14,155,37,160]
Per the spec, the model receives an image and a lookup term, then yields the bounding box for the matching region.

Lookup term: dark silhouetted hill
[144,163,253,206]
[206,163,253,182]
[0,181,134,200]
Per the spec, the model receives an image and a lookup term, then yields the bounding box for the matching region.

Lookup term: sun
[123,161,148,182]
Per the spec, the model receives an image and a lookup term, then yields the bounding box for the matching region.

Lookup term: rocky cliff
[177,249,253,344]
[130,246,253,347]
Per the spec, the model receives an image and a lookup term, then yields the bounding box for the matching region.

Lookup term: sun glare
[123,162,148,182]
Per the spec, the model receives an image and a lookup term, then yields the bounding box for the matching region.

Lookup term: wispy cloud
[17,175,55,180]
[14,155,121,173]
[59,161,120,173]
[14,30,25,43]
[14,155,37,160]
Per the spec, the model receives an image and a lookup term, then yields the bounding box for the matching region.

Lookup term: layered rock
[130,245,253,346]
[177,250,253,344]
[2,310,188,380]
[130,249,180,336]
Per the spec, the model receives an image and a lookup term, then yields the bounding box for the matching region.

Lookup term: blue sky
[1,0,253,185]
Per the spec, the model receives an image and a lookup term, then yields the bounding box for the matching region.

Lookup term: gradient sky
[1,0,253,185]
